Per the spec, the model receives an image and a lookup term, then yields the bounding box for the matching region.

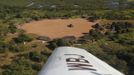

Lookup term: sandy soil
[21,18,96,39]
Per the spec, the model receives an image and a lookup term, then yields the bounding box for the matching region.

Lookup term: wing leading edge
[38,47,124,75]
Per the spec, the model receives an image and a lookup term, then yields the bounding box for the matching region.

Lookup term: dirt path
[21,18,97,39]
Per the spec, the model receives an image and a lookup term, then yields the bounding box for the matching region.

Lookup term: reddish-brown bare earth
[21,18,96,39]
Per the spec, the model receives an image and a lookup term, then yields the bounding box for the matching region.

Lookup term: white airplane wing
[38,47,124,75]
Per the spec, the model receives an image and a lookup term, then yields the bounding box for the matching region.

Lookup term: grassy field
[0,0,132,8]
[128,0,134,1]
[0,0,45,7]
[0,0,133,10]
[0,0,29,7]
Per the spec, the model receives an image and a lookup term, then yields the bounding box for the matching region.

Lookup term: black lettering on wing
[67,63,96,71]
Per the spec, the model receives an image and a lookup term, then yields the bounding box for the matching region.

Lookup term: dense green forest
[0,0,134,75]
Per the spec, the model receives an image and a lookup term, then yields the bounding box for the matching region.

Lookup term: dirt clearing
[21,18,96,39]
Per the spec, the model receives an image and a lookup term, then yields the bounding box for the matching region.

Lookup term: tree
[89,29,104,40]
[47,39,71,49]
[13,34,33,44]
[32,64,42,71]
[8,25,17,34]
[0,41,9,53]
[29,51,47,62]
[2,58,36,75]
